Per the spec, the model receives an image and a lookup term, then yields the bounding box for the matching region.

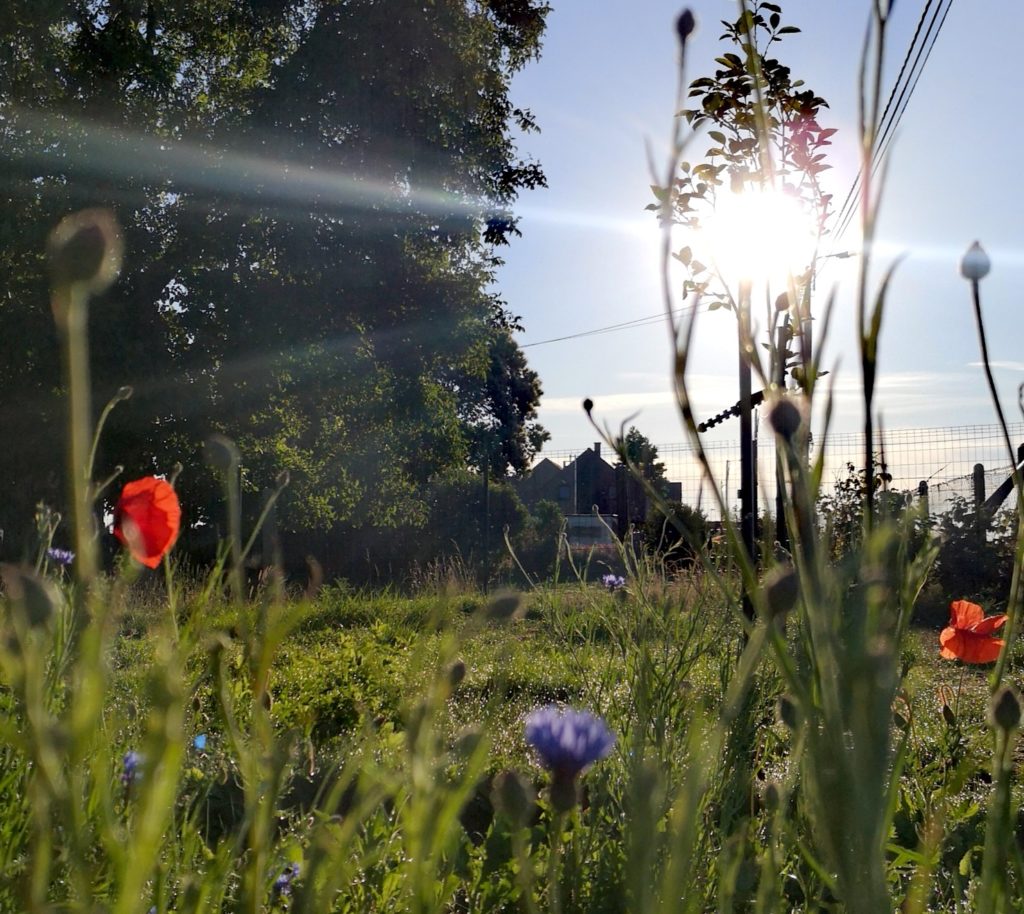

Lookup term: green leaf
[777,26,801,34]
[676,246,693,267]
[708,130,726,145]
[958,849,974,878]
[690,260,707,275]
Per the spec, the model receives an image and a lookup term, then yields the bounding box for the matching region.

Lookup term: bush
[642,501,708,571]
[932,496,1017,609]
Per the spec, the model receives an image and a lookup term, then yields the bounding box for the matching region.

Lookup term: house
[516,443,684,543]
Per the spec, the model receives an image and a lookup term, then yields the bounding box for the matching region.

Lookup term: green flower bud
[764,780,783,814]
[492,770,535,827]
[763,565,799,619]
[941,701,957,729]
[447,658,467,690]
[768,396,804,442]
[776,694,801,731]
[204,434,240,472]
[1,563,60,629]
[483,592,525,624]
[990,685,1022,733]
[48,208,123,294]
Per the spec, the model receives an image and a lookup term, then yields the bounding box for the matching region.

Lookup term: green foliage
[616,426,669,492]
[653,0,833,309]
[642,500,708,569]
[817,460,921,559]
[0,0,551,545]
[512,498,565,582]
[457,308,551,478]
[932,497,1018,608]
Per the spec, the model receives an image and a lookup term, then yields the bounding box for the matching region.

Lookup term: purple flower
[524,706,615,779]
[47,547,75,567]
[273,862,300,897]
[601,573,626,592]
[122,750,143,786]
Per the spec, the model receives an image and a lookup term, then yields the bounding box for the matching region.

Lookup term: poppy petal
[970,614,1008,636]
[949,599,984,629]
[958,632,1004,664]
[939,627,963,660]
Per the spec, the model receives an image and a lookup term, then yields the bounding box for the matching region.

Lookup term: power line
[868,0,955,181]
[830,0,956,245]
[520,301,709,348]
[830,0,938,239]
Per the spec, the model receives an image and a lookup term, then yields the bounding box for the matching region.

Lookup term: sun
[701,187,818,290]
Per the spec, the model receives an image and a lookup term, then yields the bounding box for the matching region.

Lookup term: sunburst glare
[701,187,818,290]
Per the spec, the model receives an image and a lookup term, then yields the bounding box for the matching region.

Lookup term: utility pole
[738,280,756,621]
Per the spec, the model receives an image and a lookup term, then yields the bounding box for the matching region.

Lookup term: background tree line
[0,0,550,561]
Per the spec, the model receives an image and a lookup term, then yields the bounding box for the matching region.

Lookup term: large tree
[0,0,549,549]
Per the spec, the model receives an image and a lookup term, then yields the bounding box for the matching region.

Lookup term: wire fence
[540,422,1024,522]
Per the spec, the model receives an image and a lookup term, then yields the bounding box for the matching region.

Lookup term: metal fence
[541,422,1024,522]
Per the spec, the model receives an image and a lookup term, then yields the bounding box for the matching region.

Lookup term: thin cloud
[967,361,1024,372]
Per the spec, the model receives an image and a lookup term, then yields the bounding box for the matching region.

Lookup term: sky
[497,0,1024,459]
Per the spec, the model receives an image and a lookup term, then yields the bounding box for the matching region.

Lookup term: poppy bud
[483,591,525,623]
[774,292,790,312]
[768,397,803,442]
[454,725,483,759]
[48,208,123,294]
[941,701,957,728]
[1,564,60,629]
[763,565,799,618]
[676,9,696,45]
[582,397,594,415]
[960,241,990,282]
[446,658,467,690]
[763,780,783,813]
[492,769,535,827]
[893,707,910,732]
[989,685,1022,733]
[205,434,240,472]
[776,694,800,731]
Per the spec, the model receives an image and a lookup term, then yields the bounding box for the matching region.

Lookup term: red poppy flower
[939,599,1007,664]
[113,477,181,568]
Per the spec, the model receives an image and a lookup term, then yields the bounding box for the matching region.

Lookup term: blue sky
[498,1,1024,455]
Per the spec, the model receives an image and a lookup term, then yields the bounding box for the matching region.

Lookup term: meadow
[3,1,1024,912]
[2,549,1022,913]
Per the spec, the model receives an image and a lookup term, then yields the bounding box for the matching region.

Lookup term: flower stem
[969,279,1024,692]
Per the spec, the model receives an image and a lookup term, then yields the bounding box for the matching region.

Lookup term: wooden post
[973,462,986,538]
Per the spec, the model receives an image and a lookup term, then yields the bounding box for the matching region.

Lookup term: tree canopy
[0,0,550,549]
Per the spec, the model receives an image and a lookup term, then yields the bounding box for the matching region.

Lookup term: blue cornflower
[122,750,143,786]
[193,733,207,750]
[524,706,615,780]
[601,573,626,592]
[47,547,75,567]
[273,862,300,897]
